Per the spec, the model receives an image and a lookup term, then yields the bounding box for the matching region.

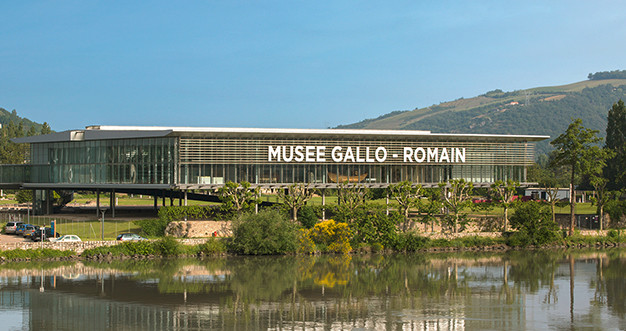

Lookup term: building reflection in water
[0,249,623,330]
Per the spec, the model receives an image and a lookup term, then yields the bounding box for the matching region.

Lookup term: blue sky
[1,1,625,131]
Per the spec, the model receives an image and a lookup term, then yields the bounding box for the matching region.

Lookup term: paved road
[0,233,32,243]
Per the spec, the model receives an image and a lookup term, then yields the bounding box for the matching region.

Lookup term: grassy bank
[0,230,623,262]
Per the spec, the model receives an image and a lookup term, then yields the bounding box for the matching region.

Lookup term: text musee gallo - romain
[268,146,466,163]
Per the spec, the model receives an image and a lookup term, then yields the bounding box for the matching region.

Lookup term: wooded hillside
[338,75,626,156]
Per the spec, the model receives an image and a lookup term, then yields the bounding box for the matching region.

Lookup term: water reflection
[0,249,624,330]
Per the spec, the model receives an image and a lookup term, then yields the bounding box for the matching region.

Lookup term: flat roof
[13,125,550,143]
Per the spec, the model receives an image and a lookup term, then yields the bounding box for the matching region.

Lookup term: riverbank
[0,231,624,263]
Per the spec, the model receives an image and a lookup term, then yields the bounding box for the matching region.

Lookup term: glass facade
[178,136,534,186]
[29,137,177,185]
[0,165,29,184]
[2,128,541,188]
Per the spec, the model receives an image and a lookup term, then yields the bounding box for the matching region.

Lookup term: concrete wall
[0,238,210,254]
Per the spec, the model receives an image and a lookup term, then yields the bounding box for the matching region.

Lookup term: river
[0,248,624,330]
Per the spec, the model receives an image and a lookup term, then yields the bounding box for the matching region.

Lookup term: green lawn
[8,215,144,241]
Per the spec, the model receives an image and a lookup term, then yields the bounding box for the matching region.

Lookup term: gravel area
[0,233,33,243]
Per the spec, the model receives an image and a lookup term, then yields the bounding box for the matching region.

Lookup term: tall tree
[278,183,314,223]
[537,161,570,225]
[0,121,28,164]
[605,99,626,190]
[388,181,422,232]
[550,118,602,236]
[439,179,473,233]
[490,179,519,232]
[587,147,616,230]
[40,122,52,135]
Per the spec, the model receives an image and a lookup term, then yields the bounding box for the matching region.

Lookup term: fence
[0,212,141,241]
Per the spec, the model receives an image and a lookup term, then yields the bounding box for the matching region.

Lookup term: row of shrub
[158,205,234,222]
[227,203,626,255]
[81,237,227,258]
[113,200,626,257]
[0,248,74,260]
[0,229,623,261]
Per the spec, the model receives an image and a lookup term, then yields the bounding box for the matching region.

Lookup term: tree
[41,122,52,135]
[587,147,616,230]
[278,183,314,223]
[532,152,571,224]
[420,188,442,232]
[550,118,602,236]
[15,190,33,203]
[439,179,473,233]
[605,99,626,190]
[26,125,37,137]
[388,181,422,232]
[218,181,259,215]
[336,182,370,221]
[490,179,519,232]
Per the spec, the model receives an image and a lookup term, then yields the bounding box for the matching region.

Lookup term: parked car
[31,228,60,242]
[116,233,147,241]
[50,235,82,242]
[4,221,24,234]
[21,225,37,237]
[15,223,32,236]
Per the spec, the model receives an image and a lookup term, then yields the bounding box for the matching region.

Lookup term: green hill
[338,78,626,156]
[0,107,45,133]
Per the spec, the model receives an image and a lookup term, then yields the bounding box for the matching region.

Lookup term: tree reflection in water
[0,248,624,330]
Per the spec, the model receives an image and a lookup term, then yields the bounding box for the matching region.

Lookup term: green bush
[134,218,170,237]
[350,207,401,248]
[154,237,183,256]
[370,242,384,253]
[297,205,318,229]
[230,209,298,255]
[121,240,157,256]
[605,200,626,228]
[508,202,562,246]
[0,248,74,260]
[391,232,430,252]
[198,238,227,255]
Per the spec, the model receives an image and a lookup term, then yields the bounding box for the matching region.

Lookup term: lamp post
[100,208,106,241]
[40,226,44,249]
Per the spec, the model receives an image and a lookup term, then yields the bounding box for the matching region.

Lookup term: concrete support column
[162,192,166,207]
[154,194,158,211]
[110,189,116,218]
[46,190,52,215]
[96,189,100,217]
[184,190,188,206]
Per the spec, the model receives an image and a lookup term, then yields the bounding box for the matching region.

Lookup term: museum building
[3,125,548,214]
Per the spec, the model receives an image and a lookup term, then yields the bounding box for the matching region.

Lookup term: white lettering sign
[268,146,466,163]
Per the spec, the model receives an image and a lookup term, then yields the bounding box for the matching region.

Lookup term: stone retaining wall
[165,221,232,238]
[0,238,211,254]
[422,232,503,240]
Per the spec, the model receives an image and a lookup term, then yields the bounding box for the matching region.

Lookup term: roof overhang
[12,125,550,143]
[12,129,173,144]
[87,125,551,142]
